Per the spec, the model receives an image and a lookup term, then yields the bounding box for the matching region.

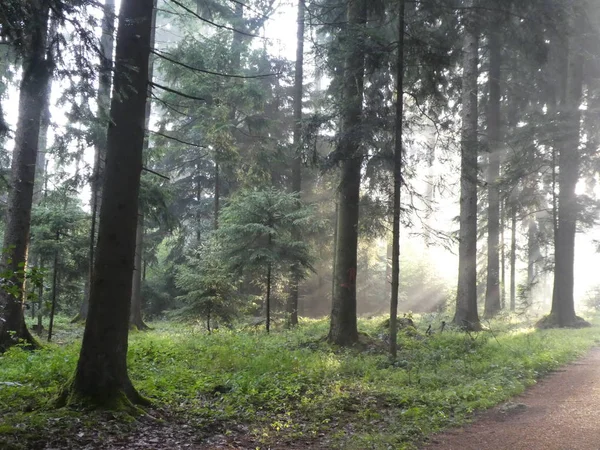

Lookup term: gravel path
[422,347,600,450]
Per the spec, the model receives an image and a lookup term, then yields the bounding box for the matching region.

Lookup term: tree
[59,0,154,407]
[287,0,306,327]
[130,0,159,331]
[453,0,482,331]
[542,2,588,328]
[175,244,238,332]
[390,0,405,359]
[483,16,502,318]
[216,187,315,332]
[0,1,52,351]
[74,0,116,323]
[328,0,367,346]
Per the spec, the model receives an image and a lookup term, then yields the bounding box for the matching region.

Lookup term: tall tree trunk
[549,5,585,327]
[36,263,44,335]
[75,0,116,323]
[47,231,59,342]
[130,211,149,330]
[287,0,305,328]
[527,217,539,305]
[214,162,220,229]
[60,0,154,407]
[328,0,367,346]
[453,0,481,331]
[331,199,338,302]
[266,262,272,333]
[510,208,516,311]
[483,20,502,318]
[390,0,405,359]
[30,45,52,322]
[0,4,51,352]
[195,162,202,243]
[129,0,157,331]
[500,199,506,309]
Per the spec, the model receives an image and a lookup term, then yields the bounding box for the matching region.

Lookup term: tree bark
[47,231,59,342]
[331,199,338,302]
[0,3,51,352]
[75,0,116,323]
[287,0,305,328]
[214,162,220,230]
[527,217,539,304]
[500,199,506,309]
[129,0,158,331]
[483,20,502,318]
[390,0,405,359]
[549,5,585,327]
[453,0,481,331]
[328,0,367,346]
[510,208,516,311]
[266,261,272,333]
[60,0,154,407]
[130,211,149,330]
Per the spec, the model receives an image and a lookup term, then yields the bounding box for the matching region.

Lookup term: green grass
[1,314,599,449]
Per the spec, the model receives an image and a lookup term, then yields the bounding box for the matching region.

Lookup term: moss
[54,378,149,415]
[536,314,591,329]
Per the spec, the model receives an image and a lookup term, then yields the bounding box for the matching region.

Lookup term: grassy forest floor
[1,314,599,449]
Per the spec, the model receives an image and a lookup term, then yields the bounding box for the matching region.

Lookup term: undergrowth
[0,314,599,449]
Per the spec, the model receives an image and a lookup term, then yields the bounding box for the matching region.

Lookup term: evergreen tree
[328,0,367,346]
[453,0,482,331]
[0,1,53,351]
[215,187,316,332]
[60,0,155,407]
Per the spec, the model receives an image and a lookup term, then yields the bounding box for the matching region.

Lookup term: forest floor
[421,346,600,450]
[2,315,600,449]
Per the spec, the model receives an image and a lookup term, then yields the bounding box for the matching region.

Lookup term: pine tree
[453,0,482,331]
[59,0,154,407]
[0,1,53,351]
[328,0,367,346]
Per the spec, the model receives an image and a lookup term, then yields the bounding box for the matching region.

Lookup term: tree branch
[152,49,279,79]
[167,0,262,39]
[150,82,207,102]
[148,129,207,149]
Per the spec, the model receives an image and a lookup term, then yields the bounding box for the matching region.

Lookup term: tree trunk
[75,0,116,323]
[266,262,272,333]
[390,0,405,359]
[0,4,51,352]
[195,162,202,243]
[549,5,585,327]
[30,47,52,322]
[483,20,502,318]
[453,1,481,331]
[510,208,516,311]
[331,199,338,303]
[130,211,149,330]
[287,0,305,328]
[500,200,506,309]
[129,0,157,332]
[36,263,44,335]
[328,0,367,346]
[47,231,59,342]
[527,217,539,305]
[59,0,154,407]
[214,162,220,230]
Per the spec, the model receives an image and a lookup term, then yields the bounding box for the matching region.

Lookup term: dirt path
[422,347,600,450]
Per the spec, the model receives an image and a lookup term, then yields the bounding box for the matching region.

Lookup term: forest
[1,0,600,448]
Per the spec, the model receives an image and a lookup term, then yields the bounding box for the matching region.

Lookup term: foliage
[173,243,240,330]
[29,193,89,315]
[0,315,599,449]
[215,187,317,288]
